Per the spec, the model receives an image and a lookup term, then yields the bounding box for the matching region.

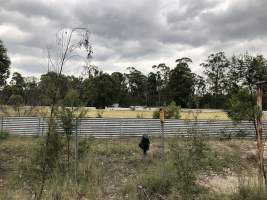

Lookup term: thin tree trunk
[36,28,91,199]
[249,87,258,140]
[255,83,267,187]
[67,137,70,170]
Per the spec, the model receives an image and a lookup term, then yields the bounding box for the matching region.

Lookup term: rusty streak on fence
[0,117,267,138]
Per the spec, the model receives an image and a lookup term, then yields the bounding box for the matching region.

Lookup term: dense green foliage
[153,101,181,119]
[0,40,11,88]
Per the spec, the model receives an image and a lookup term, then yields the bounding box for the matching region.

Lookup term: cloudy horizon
[1,0,267,77]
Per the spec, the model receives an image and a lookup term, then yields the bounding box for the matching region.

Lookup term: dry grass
[0,105,238,120]
[3,105,267,120]
[0,136,263,199]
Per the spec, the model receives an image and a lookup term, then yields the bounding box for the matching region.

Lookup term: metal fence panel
[0,117,266,138]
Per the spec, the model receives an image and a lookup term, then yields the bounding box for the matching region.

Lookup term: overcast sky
[0,0,267,77]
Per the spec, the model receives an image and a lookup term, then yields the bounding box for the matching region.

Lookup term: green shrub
[234,130,248,138]
[153,101,181,119]
[165,101,181,119]
[0,130,9,140]
[135,162,176,199]
[140,171,173,195]
[78,137,94,159]
[152,110,160,119]
[174,135,209,199]
[219,130,232,141]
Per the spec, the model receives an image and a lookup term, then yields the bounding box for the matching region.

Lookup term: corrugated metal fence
[0,117,266,138]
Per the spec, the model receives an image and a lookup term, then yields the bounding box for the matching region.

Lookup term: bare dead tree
[36,27,92,200]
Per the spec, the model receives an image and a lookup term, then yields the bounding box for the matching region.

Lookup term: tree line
[1,39,267,109]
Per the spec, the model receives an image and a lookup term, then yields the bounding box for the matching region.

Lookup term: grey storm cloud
[0,0,267,76]
[1,0,68,21]
[202,0,267,41]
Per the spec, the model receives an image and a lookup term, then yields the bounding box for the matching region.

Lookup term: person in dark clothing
[139,134,150,155]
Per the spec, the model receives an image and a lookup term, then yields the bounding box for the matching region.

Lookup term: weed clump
[121,161,176,200]
[0,130,9,140]
[173,135,210,199]
[78,137,94,159]
[231,180,267,200]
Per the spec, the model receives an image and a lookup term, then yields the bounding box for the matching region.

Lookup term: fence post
[255,82,267,187]
[38,117,41,136]
[161,122,165,157]
[120,119,122,157]
[75,118,78,184]
[120,120,122,138]
[1,116,3,133]
[41,118,44,136]
[160,108,165,158]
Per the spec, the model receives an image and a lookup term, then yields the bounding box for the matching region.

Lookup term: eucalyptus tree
[0,40,11,88]
[168,57,194,108]
[192,74,206,108]
[83,73,116,108]
[201,52,229,108]
[1,72,25,104]
[152,63,170,106]
[111,72,128,106]
[227,54,267,186]
[227,54,267,121]
[38,71,70,105]
[146,72,158,106]
[24,77,40,106]
[125,67,147,105]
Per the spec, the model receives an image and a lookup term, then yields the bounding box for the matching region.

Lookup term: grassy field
[0,136,266,199]
[4,105,267,120]
[0,105,233,120]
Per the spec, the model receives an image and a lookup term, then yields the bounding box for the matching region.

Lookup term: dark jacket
[139,135,150,152]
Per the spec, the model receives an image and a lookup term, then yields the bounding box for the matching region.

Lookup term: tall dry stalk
[36,27,92,200]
